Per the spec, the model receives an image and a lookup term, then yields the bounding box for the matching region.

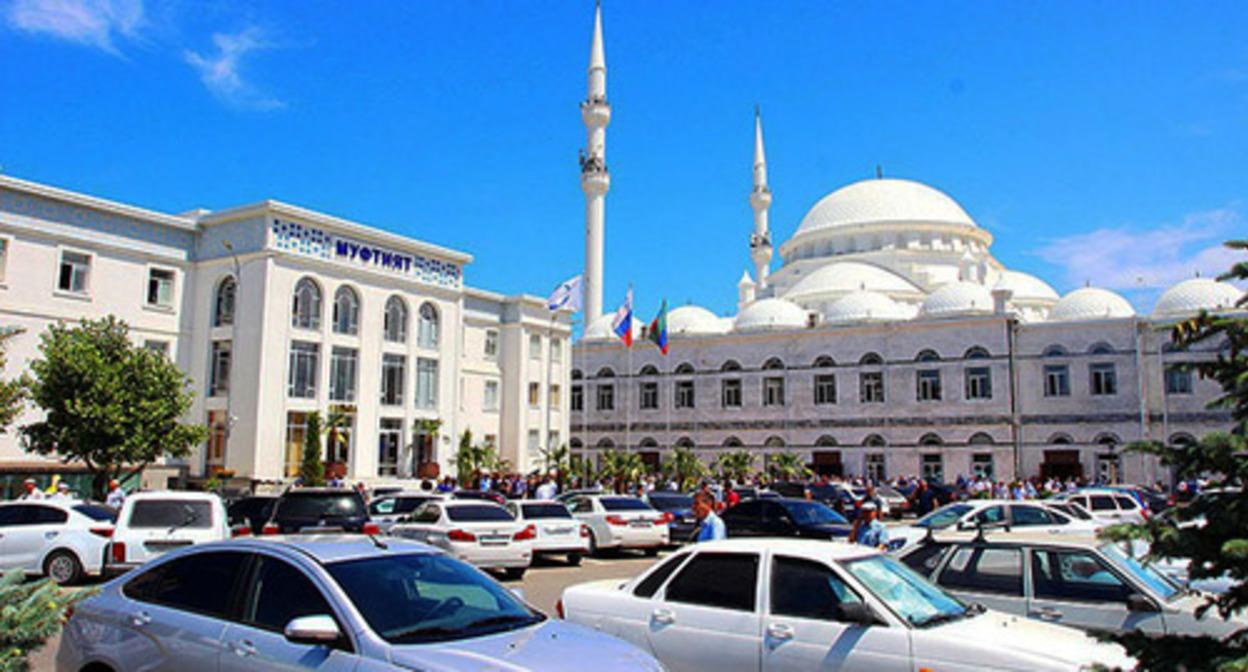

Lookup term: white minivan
[107,491,229,572]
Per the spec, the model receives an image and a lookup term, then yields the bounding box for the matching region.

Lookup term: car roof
[919,530,1105,549]
[215,536,441,564]
[125,491,223,502]
[691,538,881,561]
[440,499,505,509]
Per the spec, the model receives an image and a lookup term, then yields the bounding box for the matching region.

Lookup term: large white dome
[668,305,730,336]
[993,270,1059,302]
[784,261,923,302]
[1049,287,1136,322]
[583,313,642,341]
[1153,278,1242,318]
[824,290,909,325]
[919,281,995,318]
[795,178,978,237]
[734,298,809,332]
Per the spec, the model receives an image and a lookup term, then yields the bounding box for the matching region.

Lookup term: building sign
[271,218,462,289]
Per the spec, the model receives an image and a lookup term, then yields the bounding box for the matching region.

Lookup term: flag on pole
[611,287,633,346]
[648,300,668,355]
[546,274,583,312]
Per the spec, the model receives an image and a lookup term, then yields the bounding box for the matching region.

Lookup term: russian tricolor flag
[611,287,633,346]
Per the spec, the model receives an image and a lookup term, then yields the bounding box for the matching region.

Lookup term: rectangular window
[596,384,615,411]
[722,378,742,408]
[1043,365,1070,397]
[965,367,992,400]
[58,250,91,294]
[144,340,170,357]
[416,358,439,409]
[326,411,353,465]
[205,410,227,471]
[640,381,658,409]
[378,418,402,476]
[1165,365,1193,395]
[0,238,8,282]
[549,384,561,408]
[528,382,541,408]
[921,454,944,482]
[972,453,994,479]
[482,380,499,411]
[571,385,584,411]
[917,369,942,401]
[287,341,319,398]
[814,374,837,405]
[548,431,560,452]
[147,268,175,307]
[865,454,886,482]
[860,372,885,403]
[550,340,562,363]
[484,330,499,359]
[284,411,308,477]
[380,353,405,406]
[209,340,232,397]
[530,334,542,360]
[528,430,540,454]
[763,376,785,407]
[329,347,358,402]
[675,380,695,409]
[1090,363,1117,396]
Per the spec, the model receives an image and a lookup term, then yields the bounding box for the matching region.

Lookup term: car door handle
[130,611,152,627]
[651,609,676,625]
[767,623,795,640]
[1031,607,1063,621]
[232,639,257,657]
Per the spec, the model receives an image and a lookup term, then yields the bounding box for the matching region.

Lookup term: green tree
[323,403,355,476]
[0,571,90,672]
[300,411,325,486]
[714,450,756,482]
[768,452,811,482]
[452,430,500,486]
[664,444,707,492]
[537,442,571,484]
[22,317,207,499]
[598,449,644,493]
[1101,239,1248,671]
[0,328,25,434]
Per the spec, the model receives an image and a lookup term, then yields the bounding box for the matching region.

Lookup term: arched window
[595,367,616,379]
[596,438,615,449]
[570,438,584,449]
[919,433,944,446]
[764,436,786,448]
[1043,345,1069,358]
[968,432,994,445]
[1089,342,1114,355]
[721,360,742,372]
[813,355,836,368]
[964,346,990,360]
[815,435,838,447]
[763,357,785,370]
[571,369,584,380]
[213,276,236,327]
[675,362,696,375]
[638,365,659,376]
[1095,433,1120,447]
[332,286,360,335]
[383,296,408,343]
[675,437,696,449]
[863,434,887,448]
[916,349,941,363]
[1049,433,1073,445]
[860,352,883,366]
[639,438,659,448]
[292,277,322,330]
[1169,433,1197,447]
[722,437,744,448]
[417,302,440,348]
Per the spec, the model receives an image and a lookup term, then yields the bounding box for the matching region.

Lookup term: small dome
[824,290,909,325]
[734,298,809,332]
[993,270,1059,302]
[1153,278,1242,318]
[784,261,923,302]
[1049,287,1135,322]
[583,313,642,341]
[668,305,729,336]
[919,281,995,317]
[796,178,977,237]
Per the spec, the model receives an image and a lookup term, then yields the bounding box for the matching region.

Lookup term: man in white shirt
[105,479,126,508]
[17,478,44,500]
[535,477,558,501]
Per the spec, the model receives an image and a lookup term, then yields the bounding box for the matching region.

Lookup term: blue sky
[2,1,1246,321]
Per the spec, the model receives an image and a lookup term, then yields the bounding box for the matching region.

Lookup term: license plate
[480,535,509,546]
[545,526,574,535]
[143,540,193,552]
[630,521,650,528]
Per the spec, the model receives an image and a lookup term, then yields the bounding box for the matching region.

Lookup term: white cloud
[1035,208,1245,306]
[184,26,283,111]
[6,0,142,54]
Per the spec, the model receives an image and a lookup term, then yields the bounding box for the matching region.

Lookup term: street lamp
[220,240,242,479]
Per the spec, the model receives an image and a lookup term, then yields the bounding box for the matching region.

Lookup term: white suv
[1052,490,1147,525]
[107,491,229,573]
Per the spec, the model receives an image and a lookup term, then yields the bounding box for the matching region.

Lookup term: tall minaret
[749,107,773,290]
[581,1,610,325]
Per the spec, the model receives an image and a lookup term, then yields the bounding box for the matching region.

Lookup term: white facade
[0,174,570,483]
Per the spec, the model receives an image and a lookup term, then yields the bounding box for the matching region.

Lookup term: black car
[644,492,697,542]
[226,495,277,536]
[263,487,376,534]
[719,498,852,539]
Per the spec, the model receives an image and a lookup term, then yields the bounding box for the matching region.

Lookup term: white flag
[546,274,584,312]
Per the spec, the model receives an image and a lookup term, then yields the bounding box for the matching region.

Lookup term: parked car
[895,531,1245,637]
[108,491,229,573]
[876,484,910,519]
[564,494,669,555]
[262,487,377,535]
[889,500,1099,551]
[506,500,590,565]
[642,492,697,543]
[390,499,532,578]
[0,500,115,585]
[559,538,1133,671]
[719,498,852,540]
[58,536,663,672]
[225,495,277,536]
[1051,489,1148,525]
[368,492,446,533]
[452,489,507,505]
[555,488,604,504]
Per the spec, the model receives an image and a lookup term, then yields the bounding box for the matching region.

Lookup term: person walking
[105,479,126,508]
[850,502,888,550]
[17,478,44,500]
[49,482,74,501]
[692,491,726,542]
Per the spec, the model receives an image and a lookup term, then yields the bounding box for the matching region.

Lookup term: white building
[0,174,571,486]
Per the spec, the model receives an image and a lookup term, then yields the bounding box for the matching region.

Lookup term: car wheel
[44,550,82,586]
[504,567,526,580]
[567,552,583,566]
[588,531,600,556]
[644,547,659,557]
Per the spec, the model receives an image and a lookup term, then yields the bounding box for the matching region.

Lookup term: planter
[418,462,440,479]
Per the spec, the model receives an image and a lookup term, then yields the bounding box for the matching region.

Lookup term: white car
[560,538,1133,672]
[107,491,230,573]
[0,499,115,585]
[565,494,669,555]
[367,491,446,533]
[390,499,532,578]
[1052,489,1148,525]
[506,500,591,565]
[890,499,1099,551]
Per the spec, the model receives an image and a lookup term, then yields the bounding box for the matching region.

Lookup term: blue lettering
[359,247,372,262]
[335,241,351,257]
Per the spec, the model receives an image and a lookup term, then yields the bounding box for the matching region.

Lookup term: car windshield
[327,552,543,644]
[844,554,969,628]
[446,505,513,522]
[519,503,572,519]
[1050,503,1092,521]
[914,503,973,529]
[279,493,365,518]
[600,497,652,512]
[73,504,117,522]
[647,494,693,510]
[128,500,213,529]
[783,500,848,525]
[1101,542,1182,601]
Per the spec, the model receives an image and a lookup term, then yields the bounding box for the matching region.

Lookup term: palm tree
[322,403,356,480]
[664,445,707,492]
[713,450,755,482]
[768,452,810,482]
[537,443,571,488]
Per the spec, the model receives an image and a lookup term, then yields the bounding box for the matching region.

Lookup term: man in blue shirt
[692,491,726,542]
[851,502,888,549]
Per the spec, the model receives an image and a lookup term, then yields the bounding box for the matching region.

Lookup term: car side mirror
[284,615,342,645]
[839,602,882,626]
[1127,594,1159,613]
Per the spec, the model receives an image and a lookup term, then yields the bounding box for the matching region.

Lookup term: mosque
[569,5,1242,485]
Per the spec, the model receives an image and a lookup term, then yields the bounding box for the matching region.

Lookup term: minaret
[581,1,610,325]
[749,107,773,290]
